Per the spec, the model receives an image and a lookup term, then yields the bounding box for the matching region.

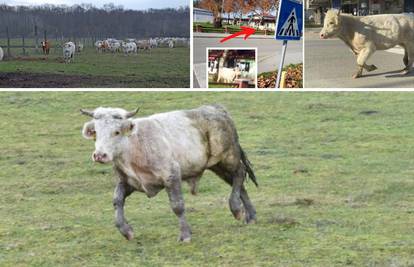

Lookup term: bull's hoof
[366,65,377,72]
[178,233,192,243]
[119,224,134,241]
[125,230,134,241]
[232,210,243,221]
[246,218,257,224]
[400,69,411,75]
[178,236,191,243]
[245,214,257,224]
[352,73,362,79]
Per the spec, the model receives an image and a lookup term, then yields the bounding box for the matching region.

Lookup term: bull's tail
[240,146,258,187]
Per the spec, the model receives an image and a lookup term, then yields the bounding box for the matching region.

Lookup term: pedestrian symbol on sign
[278,8,299,37]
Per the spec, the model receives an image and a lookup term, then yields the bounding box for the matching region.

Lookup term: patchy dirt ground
[0,72,149,88]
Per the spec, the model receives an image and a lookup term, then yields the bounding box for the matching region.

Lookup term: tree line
[194,0,277,27]
[0,3,189,39]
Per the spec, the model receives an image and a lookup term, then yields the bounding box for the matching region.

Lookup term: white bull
[217,67,241,84]
[0,46,3,61]
[80,105,258,242]
[320,9,414,78]
[63,42,76,64]
[107,39,121,53]
[122,42,137,55]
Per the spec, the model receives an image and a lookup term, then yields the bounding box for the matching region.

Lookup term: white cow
[108,40,121,53]
[217,67,241,84]
[168,40,175,48]
[0,46,3,61]
[63,42,76,64]
[80,105,258,242]
[136,40,151,51]
[95,41,103,52]
[149,38,158,48]
[122,42,137,55]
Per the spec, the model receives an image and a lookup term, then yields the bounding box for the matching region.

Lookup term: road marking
[194,63,206,88]
[386,47,404,55]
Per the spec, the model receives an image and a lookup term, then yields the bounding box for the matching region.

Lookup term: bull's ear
[121,121,135,136]
[82,121,96,140]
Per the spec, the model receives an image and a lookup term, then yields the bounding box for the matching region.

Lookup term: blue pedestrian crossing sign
[275,0,303,41]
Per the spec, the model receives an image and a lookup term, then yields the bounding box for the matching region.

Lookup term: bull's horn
[80,109,94,117]
[125,108,140,118]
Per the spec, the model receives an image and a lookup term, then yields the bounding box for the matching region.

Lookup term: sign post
[275,0,303,88]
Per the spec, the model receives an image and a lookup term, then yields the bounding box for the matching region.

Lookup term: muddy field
[0,72,177,88]
[0,47,190,88]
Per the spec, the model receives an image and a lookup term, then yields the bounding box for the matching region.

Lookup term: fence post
[22,35,26,56]
[34,24,39,53]
[6,27,11,58]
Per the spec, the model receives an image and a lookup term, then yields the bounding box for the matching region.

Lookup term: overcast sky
[1,0,188,10]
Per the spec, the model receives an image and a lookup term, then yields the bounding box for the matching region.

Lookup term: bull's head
[320,9,341,39]
[81,107,139,164]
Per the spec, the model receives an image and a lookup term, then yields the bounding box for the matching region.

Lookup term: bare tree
[246,0,277,26]
[200,0,224,28]
[0,4,190,39]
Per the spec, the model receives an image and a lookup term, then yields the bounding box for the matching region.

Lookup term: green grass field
[0,47,190,88]
[2,92,414,266]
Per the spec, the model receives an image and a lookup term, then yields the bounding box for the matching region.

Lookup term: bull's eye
[114,131,120,136]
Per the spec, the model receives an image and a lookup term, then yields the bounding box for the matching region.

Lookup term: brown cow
[41,41,50,55]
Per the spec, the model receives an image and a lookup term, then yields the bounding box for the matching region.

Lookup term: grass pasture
[2,92,414,266]
[0,46,190,88]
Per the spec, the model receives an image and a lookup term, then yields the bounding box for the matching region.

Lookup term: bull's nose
[320,33,324,39]
[93,152,108,163]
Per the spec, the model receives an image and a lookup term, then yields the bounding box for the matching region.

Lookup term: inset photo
[207,48,257,88]
[305,1,414,88]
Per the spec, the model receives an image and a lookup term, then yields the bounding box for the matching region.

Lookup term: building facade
[306,0,412,24]
[193,8,214,23]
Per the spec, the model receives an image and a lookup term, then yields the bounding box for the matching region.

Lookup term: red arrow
[220,26,256,43]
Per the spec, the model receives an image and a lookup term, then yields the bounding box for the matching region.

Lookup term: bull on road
[320,9,414,78]
[80,105,258,242]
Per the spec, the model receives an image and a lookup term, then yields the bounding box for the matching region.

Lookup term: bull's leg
[240,185,257,224]
[353,46,375,79]
[166,171,192,242]
[113,182,135,240]
[403,47,409,67]
[228,167,244,221]
[401,46,413,75]
[363,63,377,72]
[211,165,256,223]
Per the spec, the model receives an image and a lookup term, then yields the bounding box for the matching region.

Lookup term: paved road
[305,29,414,88]
[193,33,303,88]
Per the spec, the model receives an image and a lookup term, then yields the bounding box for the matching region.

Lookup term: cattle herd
[0,36,189,64]
[94,37,189,53]
[59,37,189,64]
